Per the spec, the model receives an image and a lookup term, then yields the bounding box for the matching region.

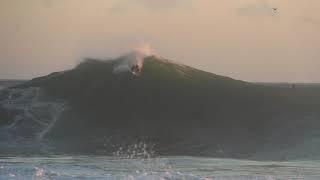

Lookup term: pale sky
[0,0,319,82]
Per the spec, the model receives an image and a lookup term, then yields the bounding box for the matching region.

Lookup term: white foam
[37,103,66,140]
[0,87,66,140]
[113,44,156,74]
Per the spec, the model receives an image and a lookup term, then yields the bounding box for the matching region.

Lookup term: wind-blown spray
[113,44,156,74]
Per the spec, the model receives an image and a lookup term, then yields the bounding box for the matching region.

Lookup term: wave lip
[113,44,156,75]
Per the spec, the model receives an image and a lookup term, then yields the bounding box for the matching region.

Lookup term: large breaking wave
[0,52,320,160]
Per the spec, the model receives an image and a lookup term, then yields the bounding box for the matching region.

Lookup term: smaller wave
[2,156,311,180]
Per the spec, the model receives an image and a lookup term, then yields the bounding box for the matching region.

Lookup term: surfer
[131,64,140,74]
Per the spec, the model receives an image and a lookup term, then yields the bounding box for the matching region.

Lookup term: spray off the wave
[113,44,156,74]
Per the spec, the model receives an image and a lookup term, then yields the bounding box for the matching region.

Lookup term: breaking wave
[113,44,154,74]
[0,52,320,160]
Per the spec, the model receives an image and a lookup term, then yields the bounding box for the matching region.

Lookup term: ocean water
[0,156,319,180]
[0,80,25,91]
[1,80,320,180]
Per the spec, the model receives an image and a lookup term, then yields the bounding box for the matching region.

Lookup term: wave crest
[113,44,156,75]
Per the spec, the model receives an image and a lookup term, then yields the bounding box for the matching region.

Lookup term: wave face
[1,56,320,159]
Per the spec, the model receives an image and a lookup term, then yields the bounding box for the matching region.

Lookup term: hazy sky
[0,0,319,82]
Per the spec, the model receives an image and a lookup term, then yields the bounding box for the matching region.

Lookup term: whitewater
[1,156,320,179]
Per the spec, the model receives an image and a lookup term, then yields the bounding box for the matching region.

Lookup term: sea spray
[112,142,156,159]
[110,142,190,179]
[113,44,157,74]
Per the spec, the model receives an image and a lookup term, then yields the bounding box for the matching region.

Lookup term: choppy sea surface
[0,156,319,180]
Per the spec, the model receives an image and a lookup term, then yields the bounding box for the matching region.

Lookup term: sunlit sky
[1,0,319,82]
